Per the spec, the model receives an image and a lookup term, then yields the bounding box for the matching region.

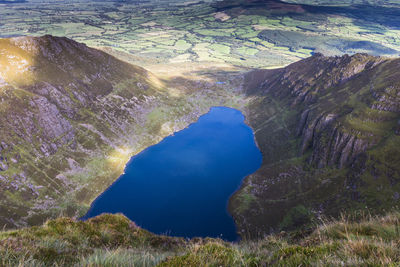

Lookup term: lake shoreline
[83,106,262,241]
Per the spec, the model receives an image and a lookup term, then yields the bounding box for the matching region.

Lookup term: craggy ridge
[231,52,400,237]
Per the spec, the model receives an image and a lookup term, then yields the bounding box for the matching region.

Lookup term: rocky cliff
[230,53,400,237]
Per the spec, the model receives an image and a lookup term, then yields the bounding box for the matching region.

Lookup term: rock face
[0,35,162,228]
[298,110,370,169]
[230,53,400,237]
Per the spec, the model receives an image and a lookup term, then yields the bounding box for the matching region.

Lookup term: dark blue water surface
[83,107,262,241]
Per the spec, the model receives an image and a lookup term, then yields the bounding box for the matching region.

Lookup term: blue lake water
[83,107,262,241]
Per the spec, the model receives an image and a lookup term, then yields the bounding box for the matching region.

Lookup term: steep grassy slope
[230,53,400,237]
[0,35,244,230]
[1,212,400,266]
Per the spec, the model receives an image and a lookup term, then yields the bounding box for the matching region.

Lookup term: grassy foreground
[1,212,400,266]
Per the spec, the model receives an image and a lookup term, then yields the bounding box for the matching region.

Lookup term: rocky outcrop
[33,96,75,156]
[297,110,370,168]
[371,86,400,112]
[309,123,369,169]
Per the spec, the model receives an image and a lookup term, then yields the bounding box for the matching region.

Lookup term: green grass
[2,212,400,266]
[0,214,185,266]
[174,40,192,51]
[79,249,172,267]
[236,47,259,56]
[209,44,231,54]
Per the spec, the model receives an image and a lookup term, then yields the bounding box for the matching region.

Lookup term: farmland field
[1,0,399,70]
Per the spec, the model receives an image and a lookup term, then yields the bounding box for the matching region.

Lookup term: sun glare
[0,39,35,87]
[107,147,134,171]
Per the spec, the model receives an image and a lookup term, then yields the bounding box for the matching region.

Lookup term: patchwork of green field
[286,0,400,6]
[0,0,399,68]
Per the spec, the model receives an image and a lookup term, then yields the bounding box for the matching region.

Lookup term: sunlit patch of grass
[236,47,259,56]
[107,147,133,172]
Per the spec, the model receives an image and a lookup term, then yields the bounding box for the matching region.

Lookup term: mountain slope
[230,53,400,237]
[0,35,241,229]
[0,35,168,228]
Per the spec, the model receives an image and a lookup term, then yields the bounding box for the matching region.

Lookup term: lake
[82,107,262,241]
